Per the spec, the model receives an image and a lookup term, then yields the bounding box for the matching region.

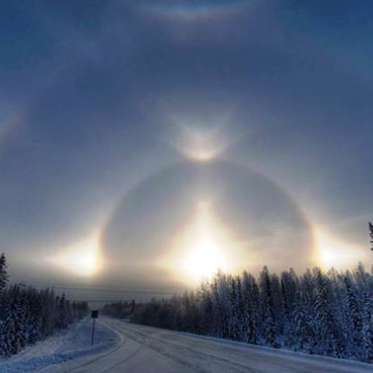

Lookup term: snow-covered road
[41,317,372,373]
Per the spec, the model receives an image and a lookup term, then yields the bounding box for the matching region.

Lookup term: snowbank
[0,318,118,373]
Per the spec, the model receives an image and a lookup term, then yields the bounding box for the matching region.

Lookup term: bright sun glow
[182,202,228,279]
[46,232,102,277]
[167,201,234,284]
[314,227,366,270]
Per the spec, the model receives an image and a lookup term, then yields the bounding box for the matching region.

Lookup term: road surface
[44,317,372,373]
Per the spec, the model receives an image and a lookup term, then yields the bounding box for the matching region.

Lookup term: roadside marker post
[91,310,99,345]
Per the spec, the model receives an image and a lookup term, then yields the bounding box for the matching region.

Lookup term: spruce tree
[313,269,345,357]
[343,274,364,359]
[362,294,373,362]
[242,271,258,344]
[0,253,8,297]
[281,269,299,347]
[259,267,278,347]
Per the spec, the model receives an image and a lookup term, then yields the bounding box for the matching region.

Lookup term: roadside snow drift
[0,318,118,373]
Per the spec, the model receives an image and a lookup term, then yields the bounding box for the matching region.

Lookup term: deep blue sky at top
[0,0,372,284]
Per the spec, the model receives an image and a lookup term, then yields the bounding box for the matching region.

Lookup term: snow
[0,318,118,373]
[33,318,373,372]
[1,317,372,372]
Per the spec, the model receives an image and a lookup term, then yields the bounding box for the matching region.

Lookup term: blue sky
[0,1,372,289]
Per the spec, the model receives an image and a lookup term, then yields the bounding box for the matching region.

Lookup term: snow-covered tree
[0,257,88,357]
[259,267,278,347]
[362,293,373,362]
[241,271,258,344]
[343,274,364,359]
[128,265,373,363]
[313,269,345,357]
[0,253,8,295]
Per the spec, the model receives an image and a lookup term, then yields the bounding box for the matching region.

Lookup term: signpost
[91,310,99,345]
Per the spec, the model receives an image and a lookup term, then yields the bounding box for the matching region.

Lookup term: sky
[0,0,372,298]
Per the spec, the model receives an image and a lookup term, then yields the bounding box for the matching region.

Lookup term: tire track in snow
[110,319,257,373]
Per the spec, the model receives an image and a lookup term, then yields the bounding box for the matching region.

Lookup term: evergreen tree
[0,256,88,357]
[259,267,278,347]
[242,271,258,344]
[0,253,8,295]
[27,288,42,344]
[56,294,68,330]
[362,293,373,362]
[128,265,373,363]
[0,285,27,356]
[198,282,213,335]
[343,274,364,359]
[281,269,299,347]
[0,253,8,321]
[270,273,284,335]
[313,269,345,357]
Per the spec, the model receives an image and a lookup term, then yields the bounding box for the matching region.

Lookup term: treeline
[102,300,136,319]
[131,265,373,363]
[0,254,89,357]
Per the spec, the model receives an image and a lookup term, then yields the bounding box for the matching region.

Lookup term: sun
[182,203,227,280]
[168,201,231,284]
[183,233,227,281]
